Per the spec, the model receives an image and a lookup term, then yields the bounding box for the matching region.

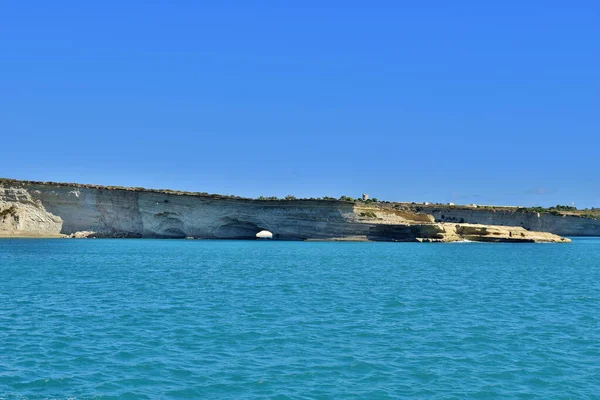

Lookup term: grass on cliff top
[2,177,599,219]
[0,178,381,204]
[0,177,248,199]
[0,178,348,203]
[408,201,600,220]
[515,205,600,219]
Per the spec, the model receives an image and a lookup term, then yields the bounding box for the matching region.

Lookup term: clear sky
[1,1,598,207]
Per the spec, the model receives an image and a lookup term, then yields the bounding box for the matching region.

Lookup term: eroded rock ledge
[0,179,569,243]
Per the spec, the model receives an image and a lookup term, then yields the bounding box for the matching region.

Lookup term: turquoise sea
[0,238,599,399]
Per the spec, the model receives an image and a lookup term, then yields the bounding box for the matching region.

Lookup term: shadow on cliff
[213,218,273,240]
[152,212,187,238]
[213,217,306,240]
[365,224,445,242]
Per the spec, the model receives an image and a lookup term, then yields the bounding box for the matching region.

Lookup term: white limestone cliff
[0,180,570,243]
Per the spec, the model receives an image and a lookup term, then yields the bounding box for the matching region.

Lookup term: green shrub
[529,206,546,212]
[551,204,577,211]
[517,206,546,213]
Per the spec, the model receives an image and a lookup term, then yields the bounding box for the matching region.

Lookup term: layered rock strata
[0,180,569,243]
[414,205,600,237]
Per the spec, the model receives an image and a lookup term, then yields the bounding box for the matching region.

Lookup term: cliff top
[0,177,248,200]
[407,202,600,220]
[0,178,345,203]
[1,177,599,220]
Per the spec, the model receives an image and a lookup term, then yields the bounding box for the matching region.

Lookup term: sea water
[0,238,599,399]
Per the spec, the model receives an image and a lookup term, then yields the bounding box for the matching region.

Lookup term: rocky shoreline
[0,179,571,243]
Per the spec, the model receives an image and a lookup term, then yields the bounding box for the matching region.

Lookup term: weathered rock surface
[451,224,571,243]
[0,180,569,243]
[415,205,600,237]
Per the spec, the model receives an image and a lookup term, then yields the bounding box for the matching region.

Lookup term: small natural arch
[256,230,273,240]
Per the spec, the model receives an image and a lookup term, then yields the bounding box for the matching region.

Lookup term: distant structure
[362,193,369,201]
[470,204,478,208]
[424,202,431,205]
[448,202,455,206]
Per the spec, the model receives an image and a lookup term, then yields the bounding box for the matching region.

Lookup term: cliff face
[0,180,569,243]
[417,206,600,237]
[0,182,431,240]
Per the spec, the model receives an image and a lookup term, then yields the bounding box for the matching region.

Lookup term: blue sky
[1,1,598,207]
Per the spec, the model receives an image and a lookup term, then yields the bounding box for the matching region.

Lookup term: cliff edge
[0,179,569,243]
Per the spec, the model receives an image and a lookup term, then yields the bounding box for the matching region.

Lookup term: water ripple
[1,238,599,398]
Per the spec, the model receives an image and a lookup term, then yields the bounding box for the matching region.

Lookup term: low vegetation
[512,204,600,220]
[517,205,577,213]
[2,179,598,218]
[357,197,378,203]
[359,211,377,218]
[0,178,242,200]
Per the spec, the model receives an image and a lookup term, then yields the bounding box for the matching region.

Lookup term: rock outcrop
[414,205,600,237]
[0,179,569,243]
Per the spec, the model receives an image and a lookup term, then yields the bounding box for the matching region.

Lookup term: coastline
[0,178,579,243]
[0,232,65,238]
